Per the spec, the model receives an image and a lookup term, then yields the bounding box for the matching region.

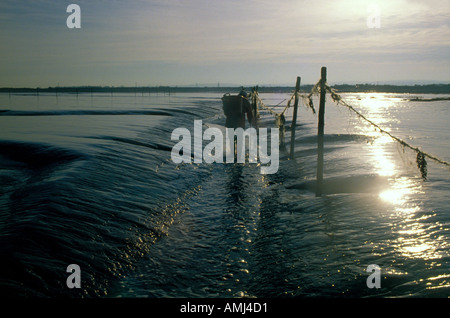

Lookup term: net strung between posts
[252,89,316,149]
[304,80,450,179]
[251,81,450,179]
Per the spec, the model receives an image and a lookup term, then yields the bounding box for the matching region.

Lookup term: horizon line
[1,82,450,90]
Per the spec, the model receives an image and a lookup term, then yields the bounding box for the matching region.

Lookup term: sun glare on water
[354,94,447,263]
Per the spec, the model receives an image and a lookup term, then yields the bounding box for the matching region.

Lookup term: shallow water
[0,91,449,297]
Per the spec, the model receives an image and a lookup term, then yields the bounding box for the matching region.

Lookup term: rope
[254,93,280,117]
[252,88,319,151]
[252,91,295,150]
[302,81,450,178]
[254,89,315,118]
[248,77,450,179]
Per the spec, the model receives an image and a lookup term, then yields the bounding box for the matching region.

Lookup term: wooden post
[290,76,301,159]
[252,86,258,120]
[255,86,259,118]
[316,67,327,197]
[251,87,255,117]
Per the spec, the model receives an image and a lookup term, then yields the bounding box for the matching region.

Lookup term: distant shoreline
[1,83,450,95]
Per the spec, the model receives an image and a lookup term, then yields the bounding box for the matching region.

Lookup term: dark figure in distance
[222,88,254,129]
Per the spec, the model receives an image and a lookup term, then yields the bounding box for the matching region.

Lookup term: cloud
[0,0,449,86]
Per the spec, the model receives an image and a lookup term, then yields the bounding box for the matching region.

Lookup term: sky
[0,0,449,87]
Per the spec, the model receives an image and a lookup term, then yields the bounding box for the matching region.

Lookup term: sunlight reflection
[378,174,441,260]
[400,237,440,260]
[379,177,419,206]
[379,188,406,205]
[361,94,390,111]
[380,178,442,260]
[355,94,443,262]
[354,100,396,177]
[371,138,397,177]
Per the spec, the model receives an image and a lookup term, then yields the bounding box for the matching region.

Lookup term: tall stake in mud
[252,86,258,120]
[290,77,301,159]
[316,67,327,197]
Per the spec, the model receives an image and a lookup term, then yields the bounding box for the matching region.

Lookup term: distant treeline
[1,83,450,94]
[327,83,450,94]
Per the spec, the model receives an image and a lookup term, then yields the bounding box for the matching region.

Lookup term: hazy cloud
[0,0,448,86]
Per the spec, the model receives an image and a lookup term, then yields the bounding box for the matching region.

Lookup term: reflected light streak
[361,94,390,111]
[379,177,419,206]
[357,94,443,262]
[371,137,396,177]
